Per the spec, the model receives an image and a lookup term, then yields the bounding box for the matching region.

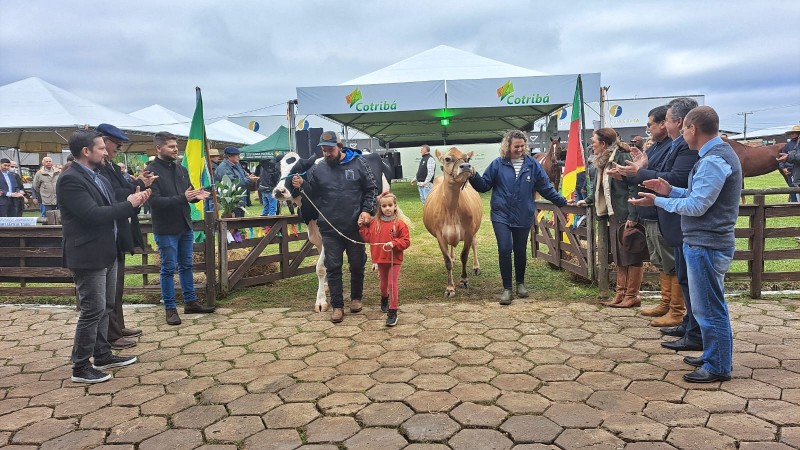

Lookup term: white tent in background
[728,125,797,141]
[207,119,265,145]
[130,105,264,147]
[296,45,601,147]
[0,77,157,152]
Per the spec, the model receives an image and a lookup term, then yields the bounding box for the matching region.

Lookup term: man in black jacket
[97,123,158,349]
[58,130,150,383]
[147,131,213,326]
[291,131,379,323]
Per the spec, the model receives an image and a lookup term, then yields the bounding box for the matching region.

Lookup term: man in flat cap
[214,146,258,217]
[96,123,158,348]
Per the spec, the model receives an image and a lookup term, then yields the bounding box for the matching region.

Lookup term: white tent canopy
[728,124,797,141]
[296,46,600,147]
[0,77,157,152]
[207,119,265,145]
[129,105,264,147]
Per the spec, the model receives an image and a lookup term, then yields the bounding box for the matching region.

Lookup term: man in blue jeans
[631,106,742,383]
[147,131,214,325]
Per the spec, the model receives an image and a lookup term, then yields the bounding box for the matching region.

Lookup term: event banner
[446,73,601,109]
[297,80,446,115]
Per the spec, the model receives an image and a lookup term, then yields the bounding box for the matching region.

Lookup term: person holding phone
[577,128,642,308]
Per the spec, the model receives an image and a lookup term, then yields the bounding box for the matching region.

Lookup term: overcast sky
[2,0,799,134]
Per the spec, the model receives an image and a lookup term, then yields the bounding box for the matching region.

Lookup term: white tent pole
[287,100,297,152]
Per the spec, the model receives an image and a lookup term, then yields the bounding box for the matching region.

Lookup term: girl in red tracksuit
[359,192,410,327]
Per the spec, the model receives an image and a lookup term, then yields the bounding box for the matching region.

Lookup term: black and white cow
[272,150,392,312]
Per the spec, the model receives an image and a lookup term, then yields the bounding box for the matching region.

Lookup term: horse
[271,150,392,312]
[422,147,483,298]
[722,136,785,178]
[534,137,562,189]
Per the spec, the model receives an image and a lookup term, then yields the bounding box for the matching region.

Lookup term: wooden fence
[0,213,318,304]
[532,187,800,299]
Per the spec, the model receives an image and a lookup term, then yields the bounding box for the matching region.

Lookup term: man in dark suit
[0,158,25,217]
[58,130,150,384]
[96,123,158,350]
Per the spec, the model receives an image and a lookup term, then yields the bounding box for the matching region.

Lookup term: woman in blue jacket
[470,130,571,305]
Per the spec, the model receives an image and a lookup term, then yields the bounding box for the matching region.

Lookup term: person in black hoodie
[291,131,378,324]
[146,131,214,326]
[258,158,279,216]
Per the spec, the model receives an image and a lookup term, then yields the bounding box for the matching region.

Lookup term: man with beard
[147,131,214,326]
[291,131,379,323]
[96,123,157,348]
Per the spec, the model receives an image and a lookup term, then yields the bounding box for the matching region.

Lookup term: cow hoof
[444,290,456,298]
[459,280,468,289]
[315,304,329,313]
[473,268,481,276]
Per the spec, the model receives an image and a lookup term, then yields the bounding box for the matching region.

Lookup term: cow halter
[445,155,472,190]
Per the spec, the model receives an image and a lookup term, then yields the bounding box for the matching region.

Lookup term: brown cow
[422,147,483,298]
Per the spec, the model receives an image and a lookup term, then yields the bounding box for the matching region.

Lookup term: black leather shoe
[121,328,142,337]
[660,325,685,337]
[683,368,730,383]
[661,336,703,351]
[683,355,703,367]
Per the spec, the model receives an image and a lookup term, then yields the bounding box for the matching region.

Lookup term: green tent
[239,125,290,160]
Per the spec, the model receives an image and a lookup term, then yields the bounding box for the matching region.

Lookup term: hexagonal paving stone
[643,401,709,427]
[317,392,370,415]
[106,416,168,444]
[170,405,230,429]
[263,403,320,428]
[112,385,165,406]
[554,428,624,449]
[500,415,561,444]
[201,384,247,404]
[11,417,76,445]
[748,399,800,426]
[491,373,540,391]
[79,406,139,429]
[602,412,669,441]
[666,427,737,450]
[707,412,777,441]
[544,403,603,428]
[450,383,500,403]
[449,429,512,450]
[371,367,417,383]
[139,429,204,450]
[243,429,302,450]
[449,349,493,365]
[304,416,360,443]
[412,357,457,374]
[356,402,414,427]
[278,383,330,402]
[204,415,266,442]
[344,427,408,450]
[449,402,507,427]
[410,374,458,391]
[325,374,376,392]
[336,359,381,375]
[495,391,551,414]
[626,380,686,402]
[684,389,747,413]
[0,406,53,430]
[405,390,459,413]
[140,393,196,416]
[38,430,107,450]
[586,390,647,413]
[365,382,415,401]
[228,393,283,415]
[401,413,460,442]
[576,371,632,390]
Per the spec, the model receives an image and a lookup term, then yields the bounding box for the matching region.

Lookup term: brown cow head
[435,147,475,184]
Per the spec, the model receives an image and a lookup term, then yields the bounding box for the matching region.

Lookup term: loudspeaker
[295,130,310,159]
[389,152,401,165]
[308,128,323,159]
[394,165,403,180]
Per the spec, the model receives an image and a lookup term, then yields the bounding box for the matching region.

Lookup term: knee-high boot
[601,266,628,306]
[641,272,671,316]
[612,265,643,308]
[650,274,686,327]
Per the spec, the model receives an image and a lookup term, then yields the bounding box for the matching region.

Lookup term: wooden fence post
[597,215,609,298]
[203,214,217,307]
[749,194,766,299]
[218,219,229,295]
[586,207,596,283]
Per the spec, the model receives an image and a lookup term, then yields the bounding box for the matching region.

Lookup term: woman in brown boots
[577,128,644,307]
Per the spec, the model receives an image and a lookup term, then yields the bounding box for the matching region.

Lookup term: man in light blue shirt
[631,106,742,384]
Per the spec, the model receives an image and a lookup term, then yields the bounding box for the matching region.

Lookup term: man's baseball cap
[96,123,129,142]
[318,130,339,147]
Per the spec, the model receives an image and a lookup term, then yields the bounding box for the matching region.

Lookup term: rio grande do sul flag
[561,78,585,200]
[181,88,210,221]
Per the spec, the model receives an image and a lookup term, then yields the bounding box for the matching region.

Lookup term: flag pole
[577,75,590,189]
[197,87,221,220]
